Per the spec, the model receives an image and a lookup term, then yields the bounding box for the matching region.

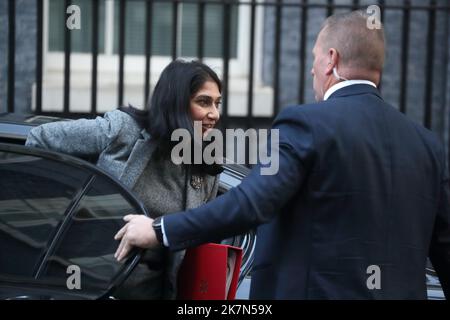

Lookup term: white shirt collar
[323,80,377,101]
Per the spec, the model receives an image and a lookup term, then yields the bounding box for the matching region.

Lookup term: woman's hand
[114,214,157,262]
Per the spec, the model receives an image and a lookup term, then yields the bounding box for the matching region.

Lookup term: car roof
[0,113,67,141]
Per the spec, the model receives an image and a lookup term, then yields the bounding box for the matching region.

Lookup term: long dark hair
[146,59,222,143]
[118,60,223,175]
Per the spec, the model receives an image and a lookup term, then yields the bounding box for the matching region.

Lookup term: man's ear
[325,48,339,76]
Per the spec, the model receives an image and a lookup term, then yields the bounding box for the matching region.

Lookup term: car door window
[0,151,90,278]
[0,145,146,299]
[40,174,140,294]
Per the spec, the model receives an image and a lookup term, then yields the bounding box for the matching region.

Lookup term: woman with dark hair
[25,59,223,299]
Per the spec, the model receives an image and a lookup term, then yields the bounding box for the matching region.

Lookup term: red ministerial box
[177,243,243,300]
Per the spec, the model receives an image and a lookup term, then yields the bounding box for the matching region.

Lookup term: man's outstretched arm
[115,106,315,259]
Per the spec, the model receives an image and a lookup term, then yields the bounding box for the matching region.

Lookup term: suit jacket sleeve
[25,110,126,157]
[164,106,315,251]
[429,144,450,299]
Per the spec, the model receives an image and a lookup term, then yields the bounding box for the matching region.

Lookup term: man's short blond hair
[319,10,385,72]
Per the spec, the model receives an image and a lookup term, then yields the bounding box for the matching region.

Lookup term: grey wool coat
[25,109,220,299]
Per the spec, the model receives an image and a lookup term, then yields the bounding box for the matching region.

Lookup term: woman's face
[190,80,221,136]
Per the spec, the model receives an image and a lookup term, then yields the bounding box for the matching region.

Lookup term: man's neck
[323,80,377,101]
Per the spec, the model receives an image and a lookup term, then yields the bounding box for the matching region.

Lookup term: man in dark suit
[114,11,450,299]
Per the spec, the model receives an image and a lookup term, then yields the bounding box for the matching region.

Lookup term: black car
[0,113,255,300]
[0,113,444,300]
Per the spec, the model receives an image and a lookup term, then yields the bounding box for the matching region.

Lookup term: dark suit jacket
[164,84,450,299]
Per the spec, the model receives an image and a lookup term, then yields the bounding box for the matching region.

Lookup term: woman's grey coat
[25,110,219,299]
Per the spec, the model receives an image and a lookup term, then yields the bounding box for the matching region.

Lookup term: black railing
[197,0,205,61]
[246,0,256,128]
[222,1,232,128]
[171,1,179,61]
[424,0,437,130]
[91,0,100,114]
[144,0,153,105]
[272,0,281,117]
[35,0,43,114]
[4,0,450,155]
[7,0,15,113]
[118,0,126,107]
[298,0,308,105]
[63,0,71,115]
[399,0,410,114]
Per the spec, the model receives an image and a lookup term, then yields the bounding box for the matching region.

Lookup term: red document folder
[177,243,243,300]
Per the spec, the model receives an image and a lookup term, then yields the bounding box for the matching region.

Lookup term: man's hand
[114,214,158,262]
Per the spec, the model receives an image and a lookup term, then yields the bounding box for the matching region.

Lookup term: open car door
[0,143,147,299]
